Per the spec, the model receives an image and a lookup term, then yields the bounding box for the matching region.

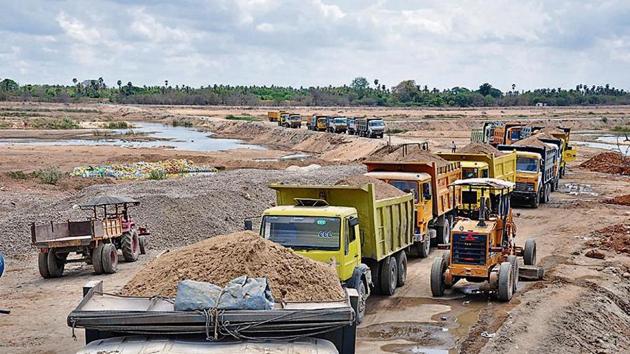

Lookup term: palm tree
[117,80,122,92]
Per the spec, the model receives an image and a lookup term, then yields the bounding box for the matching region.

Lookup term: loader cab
[260,203,361,282]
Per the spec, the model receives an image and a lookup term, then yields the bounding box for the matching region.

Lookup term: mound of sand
[457,143,505,156]
[335,175,407,199]
[604,194,630,206]
[587,224,630,255]
[512,135,549,148]
[121,231,346,302]
[581,152,630,175]
[367,144,449,166]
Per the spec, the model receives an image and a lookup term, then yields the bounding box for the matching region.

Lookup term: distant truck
[356,118,385,138]
[69,280,358,354]
[260,183,415,322]
[347,117,357,135]
[364,158,461,258]
[328,116,348,134]
[267,110,287,123]
[279,113,302,128]
[498,138,558,208]
[308,114,328,131]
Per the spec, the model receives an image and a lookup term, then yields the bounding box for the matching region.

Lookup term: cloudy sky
[1,0,629,91]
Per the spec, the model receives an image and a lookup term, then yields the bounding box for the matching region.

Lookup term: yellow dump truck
[260,183,414,323]
[364,159,461,258]
[267,111,287,123]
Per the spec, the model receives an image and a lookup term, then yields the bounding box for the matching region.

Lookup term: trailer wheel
[46,251,65,278]
[497,261,513,302]
[355,281,367,324]
[101,243,118,274]
[92,244,104,274]
[139,236,147,255]
[379,256,398,296]
[430,256,447,297]
[121,230,140,262]
[523,239,537,266]
[508,255,519,292]
[396,251,407,287]
[38,252,50,278]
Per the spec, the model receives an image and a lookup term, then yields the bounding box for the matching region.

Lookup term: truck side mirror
[348,217,359,227]
[244,219,253,231]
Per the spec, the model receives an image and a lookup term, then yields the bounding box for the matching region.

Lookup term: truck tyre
[508,255,519,292]
[101,243,118,274]
[396,251,407,287]
[46,251,65,278]
[523,239,537,266]
[139,236,147,255]
[430,256,447,297]
[497,261,513,302]
[92,244,104,274]
[545,185,551,203]
[121,230,140,262]
[38,252,50,278]
[379,256,398,296]
[355,281,367,324]
[532,191,540,208]
[418,237,430,258]
[438,219,451,245]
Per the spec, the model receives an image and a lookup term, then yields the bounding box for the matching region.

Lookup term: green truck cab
[260,183,415,323]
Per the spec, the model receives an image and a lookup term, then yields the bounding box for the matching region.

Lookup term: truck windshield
[261,216,340,250]
[334,118,347,124]
[517,157,538,172]
[462,168,479,178]
[369,120,384,127]
[389,180,418,202]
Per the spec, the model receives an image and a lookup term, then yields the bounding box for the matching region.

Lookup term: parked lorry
[278,113,302,128]
[69,280,358,354]
[308,114,328,131]
[356,117,385,138]
[531,127,576,177]
[364,157,461,257]
[498,137,558,208]
[267,110,287,123]
[32,196,149,278]
[431,179,539,302]
[328,116,348,134]
[260,183,414,322]
[347,117,357,135]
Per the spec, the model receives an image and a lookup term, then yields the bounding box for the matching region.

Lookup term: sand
[512,135,549,148]
[458,142,505,156]
[121,231,346,302]
[335,175,407,199]
[581,152,630,175]
[367,143,450,166]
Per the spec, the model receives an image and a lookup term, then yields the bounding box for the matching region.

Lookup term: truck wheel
[139,236,147,255]
[121,230,140,262]
[92,244,104,274]
[355,281,367,324]
[497,262,513,302]
[379,256,398,296]
[523,239,537,266]
[438,219,451,245]
[46,251,66,278]
[418,237,430,258]
[396,251,407,287]
[532,193,540,208]
[545,185,551,203]
[430,256,447,297]
[38,252,50,278]
[508,255,519,292]
[101,244,118,274]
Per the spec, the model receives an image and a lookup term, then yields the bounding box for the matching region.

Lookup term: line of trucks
[268,111,385,138]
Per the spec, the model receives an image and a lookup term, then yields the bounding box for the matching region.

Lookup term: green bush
[148,169,167,180]
[31,117,79,129]
[225,114,256,122]
[7,170,28,179]
[105,121,130,129]
[35,167,63,185]
[385,128,407,135]
[172,119,193,127]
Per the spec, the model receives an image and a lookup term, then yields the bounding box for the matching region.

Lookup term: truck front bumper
[512,191,537,202]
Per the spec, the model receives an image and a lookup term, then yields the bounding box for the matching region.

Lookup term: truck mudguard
[346,263,372,290]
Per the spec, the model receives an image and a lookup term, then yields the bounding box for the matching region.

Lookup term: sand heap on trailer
[335,175,407,200]
[367,143,449,166]
[458,142,505,156]
[581,152,630,175]
[512,135,549,148]
[121,231,346,302]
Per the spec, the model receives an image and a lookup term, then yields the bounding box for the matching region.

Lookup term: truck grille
[452,233,486,265]
[515,182,532,192]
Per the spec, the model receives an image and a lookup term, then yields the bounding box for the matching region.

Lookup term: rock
[622,272,630,279]
[585,249,605,259]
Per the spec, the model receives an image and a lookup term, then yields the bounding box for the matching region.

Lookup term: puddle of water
[0,122,264,152]
[573,132,630,155]
[573,140,630,155]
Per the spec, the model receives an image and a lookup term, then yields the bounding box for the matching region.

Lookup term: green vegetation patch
[225,114,257,122]
[35,167,64,185]
[30,117,80,129]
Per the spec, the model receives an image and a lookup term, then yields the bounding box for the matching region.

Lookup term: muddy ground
[0,102,629,354]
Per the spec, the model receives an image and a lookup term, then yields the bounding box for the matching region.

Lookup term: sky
[0,0,629,91]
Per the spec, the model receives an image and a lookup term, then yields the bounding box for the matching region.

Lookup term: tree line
[0,76,628,107]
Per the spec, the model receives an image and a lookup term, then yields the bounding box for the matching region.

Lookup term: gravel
[0,165,365,257]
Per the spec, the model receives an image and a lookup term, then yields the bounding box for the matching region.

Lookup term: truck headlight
[526,183,534,192]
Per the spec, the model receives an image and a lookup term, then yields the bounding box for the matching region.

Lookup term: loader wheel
[380,256,398,296]
[431,256,447,297]
[46,251,66,278]
[524,239,537,266]
[121,230,140,262]
[38,252,50,279]
[508,255,519,292]
[92,244,104,274]
[396,251,407,287]
[101,244,118,274]
[497,262,514,301]
[355,281,367,324]
[139,236,147,255]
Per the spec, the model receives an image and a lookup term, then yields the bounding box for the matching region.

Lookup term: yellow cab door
[420,181,434,229]
[341,216,360,281]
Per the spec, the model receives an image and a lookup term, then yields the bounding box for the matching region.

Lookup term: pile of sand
[587,224,630,255]
[604,194,630,206]
[581,152,630,175]
[367,144,449,166]
[335,175,407,199]
[121,231,346,302]
[458,143,505,156]
[512,135,549,148]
